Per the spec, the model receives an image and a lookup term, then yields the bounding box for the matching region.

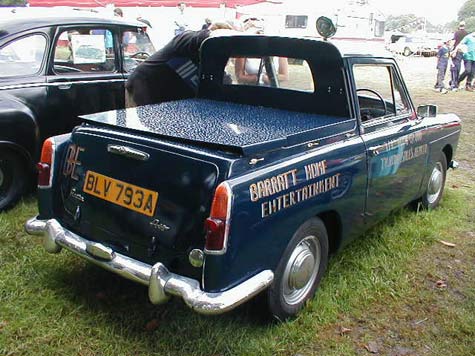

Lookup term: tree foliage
[0,0,26,6]
[458,0,475,20]
[385,14,423,33]
[463,16,475,32]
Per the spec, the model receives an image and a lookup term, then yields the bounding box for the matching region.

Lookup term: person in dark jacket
[454,21,468,47]
[435,39,450,93]
[125,23,232,107]
[450,40,464,90]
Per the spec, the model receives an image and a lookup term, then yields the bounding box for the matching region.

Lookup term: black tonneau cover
[81,99,355,155]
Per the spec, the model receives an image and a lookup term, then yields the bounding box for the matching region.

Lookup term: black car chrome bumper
[25,217,274,315]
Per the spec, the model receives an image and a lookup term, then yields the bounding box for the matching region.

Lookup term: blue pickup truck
[25,34,461,320]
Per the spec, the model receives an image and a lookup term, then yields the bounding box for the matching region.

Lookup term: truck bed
[81,99,355,155]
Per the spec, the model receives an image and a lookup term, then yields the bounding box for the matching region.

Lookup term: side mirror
[416,104,437,118]
[316,16,336,41]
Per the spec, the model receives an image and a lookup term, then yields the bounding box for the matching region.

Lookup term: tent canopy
[27,0,266,8]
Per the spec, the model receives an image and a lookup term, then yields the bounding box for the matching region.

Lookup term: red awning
[27,0,266,8]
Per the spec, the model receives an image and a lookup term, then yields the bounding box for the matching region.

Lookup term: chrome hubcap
[282,235,320,305]
[427,162,443,204]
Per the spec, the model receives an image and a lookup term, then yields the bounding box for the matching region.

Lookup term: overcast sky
[370,0,467,25]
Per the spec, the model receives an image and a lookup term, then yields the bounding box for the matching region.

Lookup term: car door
[350,59,428,225]
[45,25,126,137]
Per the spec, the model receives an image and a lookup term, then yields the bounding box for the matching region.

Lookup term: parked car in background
[0,16,154,210]
[388,34,438,57]
[26,33,461,320]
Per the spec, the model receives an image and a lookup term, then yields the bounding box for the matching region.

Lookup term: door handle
[58,84,71,90]
[368,145,383,157]
[369,149,380,157]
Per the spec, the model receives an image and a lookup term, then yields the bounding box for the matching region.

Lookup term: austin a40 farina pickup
[26,34,461,320]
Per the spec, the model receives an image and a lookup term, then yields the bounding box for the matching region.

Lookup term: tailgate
[56,128,219,266]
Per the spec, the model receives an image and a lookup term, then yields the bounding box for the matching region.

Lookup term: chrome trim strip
[25,216,274,315]
[107,144,150,161]
[0,79,125,91]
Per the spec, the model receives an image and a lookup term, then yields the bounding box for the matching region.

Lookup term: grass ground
[0,57,474,355]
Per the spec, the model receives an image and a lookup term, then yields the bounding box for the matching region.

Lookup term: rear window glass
[0,34,47,77]
[223,56,314,92]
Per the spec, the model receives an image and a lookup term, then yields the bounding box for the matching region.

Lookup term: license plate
[83,171,158,217]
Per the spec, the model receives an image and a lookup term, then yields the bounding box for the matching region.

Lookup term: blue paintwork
[37,35,462,295]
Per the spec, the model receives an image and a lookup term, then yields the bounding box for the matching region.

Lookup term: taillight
[37,137,55,188]
[204,182,232,254]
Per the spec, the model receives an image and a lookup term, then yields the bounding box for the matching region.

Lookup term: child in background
[450,39,464,91]
[435,39,450,93]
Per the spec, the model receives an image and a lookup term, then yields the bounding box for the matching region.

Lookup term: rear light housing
[37,137,55,188]
[204,182,232,255]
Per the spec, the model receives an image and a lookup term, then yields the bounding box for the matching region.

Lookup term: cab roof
[0,16,142,40]
[208,31,392,59]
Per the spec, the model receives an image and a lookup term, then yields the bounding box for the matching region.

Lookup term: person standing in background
[457,31,475,91]
[454,21,468,47]
[174,2,189,36]
[234,17,289,86]
[434,39,450,93]
[450,39,464,91]
[113,8,123,18]
[202,18,212,30]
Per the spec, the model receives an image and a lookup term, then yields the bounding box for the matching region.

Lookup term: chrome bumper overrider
[25,217,274,315]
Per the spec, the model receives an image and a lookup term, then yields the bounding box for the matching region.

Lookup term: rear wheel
[421,153,447,209]
[267,217,329,320]
[0,150,27,211]
[403,47,412,56]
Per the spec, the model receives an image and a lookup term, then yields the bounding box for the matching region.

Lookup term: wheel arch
[442,144,453,166]
[0,96,41,162]
[317,210,342,254]
[0,141,32,169]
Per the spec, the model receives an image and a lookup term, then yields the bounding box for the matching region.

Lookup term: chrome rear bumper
[25,217,274,315]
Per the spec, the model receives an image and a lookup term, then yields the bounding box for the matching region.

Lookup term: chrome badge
[150,219,170,232]
[63,144,85,180]
[69,188,85,202]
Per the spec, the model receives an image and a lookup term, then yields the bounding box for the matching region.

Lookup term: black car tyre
[267,217,329,321]
[0,150,27,211]
[421,153,447,209]
[403,47,412,56]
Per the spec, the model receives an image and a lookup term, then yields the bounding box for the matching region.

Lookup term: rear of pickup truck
[26,98,355,314]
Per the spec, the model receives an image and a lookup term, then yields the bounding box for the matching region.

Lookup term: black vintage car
[0,15,155,210]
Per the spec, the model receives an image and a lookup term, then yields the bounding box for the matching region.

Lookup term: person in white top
[234,17,289,85]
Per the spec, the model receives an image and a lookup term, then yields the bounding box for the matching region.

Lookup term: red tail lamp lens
[205,183,231,253]
[204,218,226,251]
[37,162,51,187]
